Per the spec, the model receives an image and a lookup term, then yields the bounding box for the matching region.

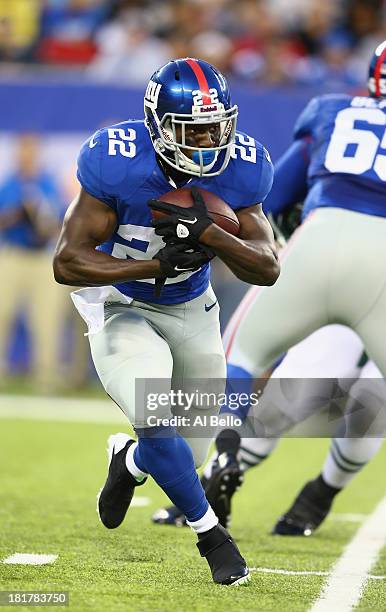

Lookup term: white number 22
[231,134,257,163]
[325,108,386,180]
[108,128,137,158]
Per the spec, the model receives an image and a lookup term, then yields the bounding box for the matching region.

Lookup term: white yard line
[131,496,151,507]
[329,513,367,523]
[0,395,126,424]
[251,567,328,577]
[310,495,386,612]
[250,568,384,580]
[3,554,58,565]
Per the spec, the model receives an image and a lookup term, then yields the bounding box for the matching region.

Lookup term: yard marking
[251,567,327,577]
[131,496,150,507]
[0,395,126,425]
[3,553,58,565]
[310,494,386,612]
[250,568,384,580]
[329,513,367,523]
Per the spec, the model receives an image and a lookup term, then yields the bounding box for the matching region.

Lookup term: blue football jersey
[77,120,273,304]
[294,94,386,219]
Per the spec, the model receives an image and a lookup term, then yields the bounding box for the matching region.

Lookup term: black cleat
[98,433,146,529]
[197,524,250,586]
[272,476,339,536]
[205,456,244,528]
[152,504,187,527]
[204,429,244,528]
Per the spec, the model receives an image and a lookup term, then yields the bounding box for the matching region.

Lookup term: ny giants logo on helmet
[145,80,162,110]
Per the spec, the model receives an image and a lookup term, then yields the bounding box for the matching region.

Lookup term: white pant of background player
[224,207,386,380]
[226,324,384,488]
[223,208,386,483]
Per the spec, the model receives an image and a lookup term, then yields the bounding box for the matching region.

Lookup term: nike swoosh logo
[205,300,218,312]
[89,135,98,149]
[174,265,194,272]
[178,217,197,224]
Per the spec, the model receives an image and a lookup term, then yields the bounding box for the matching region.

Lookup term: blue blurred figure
[0,133,66,392]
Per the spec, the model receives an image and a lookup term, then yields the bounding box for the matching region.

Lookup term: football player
[153,325,384,532]
[53,58,279,586]
[208,40,386,533]
[153,41,386,532]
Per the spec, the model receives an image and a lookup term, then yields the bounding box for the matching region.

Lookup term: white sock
[238,437,278,470]
[125,442,148,482]
[203,451,218,479]
[322,437,383,489]
[186,506,218,534]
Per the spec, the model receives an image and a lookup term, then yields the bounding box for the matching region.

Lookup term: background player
[205,40,386,535]
[53,58,279,586]
[153,324,384,532]
[221,40,386,377]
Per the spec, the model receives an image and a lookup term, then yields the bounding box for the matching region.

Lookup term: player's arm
[199,203,280,286]
[53,188,163,286]
[263,139,310,217]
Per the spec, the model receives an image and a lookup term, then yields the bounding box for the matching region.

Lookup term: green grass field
[0,409,385,611]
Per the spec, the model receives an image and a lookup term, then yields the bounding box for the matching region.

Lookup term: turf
[0,418,385,611]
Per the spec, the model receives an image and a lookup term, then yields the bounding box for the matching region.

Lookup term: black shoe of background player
[197,524,250,586]
[98,433,147,529]
[272,475,340,536]
[205,429,244,528]
[151,503,188,527]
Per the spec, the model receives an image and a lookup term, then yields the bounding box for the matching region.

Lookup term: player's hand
[149,187,213,244]
[153,241,214,278]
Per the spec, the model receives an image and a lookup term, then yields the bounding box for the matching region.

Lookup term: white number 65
[325,108,386,180]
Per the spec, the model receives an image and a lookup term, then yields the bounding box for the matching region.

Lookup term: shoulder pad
[77,121,151,208]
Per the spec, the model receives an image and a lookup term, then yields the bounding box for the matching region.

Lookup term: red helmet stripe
[186,58,211,105]
[374,46,386,97]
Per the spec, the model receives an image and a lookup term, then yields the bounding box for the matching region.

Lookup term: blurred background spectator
[0,0,40,62]
[0,134,89,393]
[0,0,383,86]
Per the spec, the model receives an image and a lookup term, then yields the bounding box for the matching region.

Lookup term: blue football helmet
[368,40,386,98]
[144,57,238,177]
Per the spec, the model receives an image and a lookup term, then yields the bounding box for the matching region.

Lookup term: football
[151,187,240,236]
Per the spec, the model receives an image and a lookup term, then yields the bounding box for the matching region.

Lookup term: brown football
[151,187,240,236]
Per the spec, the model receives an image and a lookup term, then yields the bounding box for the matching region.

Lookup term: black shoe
[98,433,146,529]
[197,524,250,586]
[272,476,339,536]
[205,457,244,528]
[152,504,187,527]
[204,429,244,528]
